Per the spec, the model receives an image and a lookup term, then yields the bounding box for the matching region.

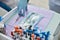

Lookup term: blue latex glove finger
[17,0,28,16]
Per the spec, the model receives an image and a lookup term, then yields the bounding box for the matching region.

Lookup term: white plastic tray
[0,5,60,40]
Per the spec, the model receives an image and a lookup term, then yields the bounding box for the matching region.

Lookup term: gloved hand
[17,0,29,16]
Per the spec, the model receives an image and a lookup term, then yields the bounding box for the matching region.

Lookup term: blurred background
[0,0,49,14]
[0,0,60,13]
[0,0,49,8]
[0,0,49,17]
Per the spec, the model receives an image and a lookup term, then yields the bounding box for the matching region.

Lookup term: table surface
[29,0,49,9]
[0,7,7,16]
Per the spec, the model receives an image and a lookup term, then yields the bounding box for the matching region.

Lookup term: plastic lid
[31,34,35,38]
[14,26,19,29]
[36,37,40,40]
[15,29,19,32]
[11,32,14,36]
[18,29,23,35]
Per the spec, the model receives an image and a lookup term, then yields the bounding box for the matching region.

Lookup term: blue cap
[33,28,37,31]
[34,32,40,36]
[27,30,33,33]
[23,30,27,34]
[0,16,3,21]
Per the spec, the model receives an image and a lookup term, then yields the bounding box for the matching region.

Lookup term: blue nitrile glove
[0,16,3,21]
[17,0,29,16]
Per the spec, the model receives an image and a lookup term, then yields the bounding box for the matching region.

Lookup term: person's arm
[15,0,29,22]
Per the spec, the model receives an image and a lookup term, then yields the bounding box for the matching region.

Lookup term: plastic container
[2,4,54,37]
